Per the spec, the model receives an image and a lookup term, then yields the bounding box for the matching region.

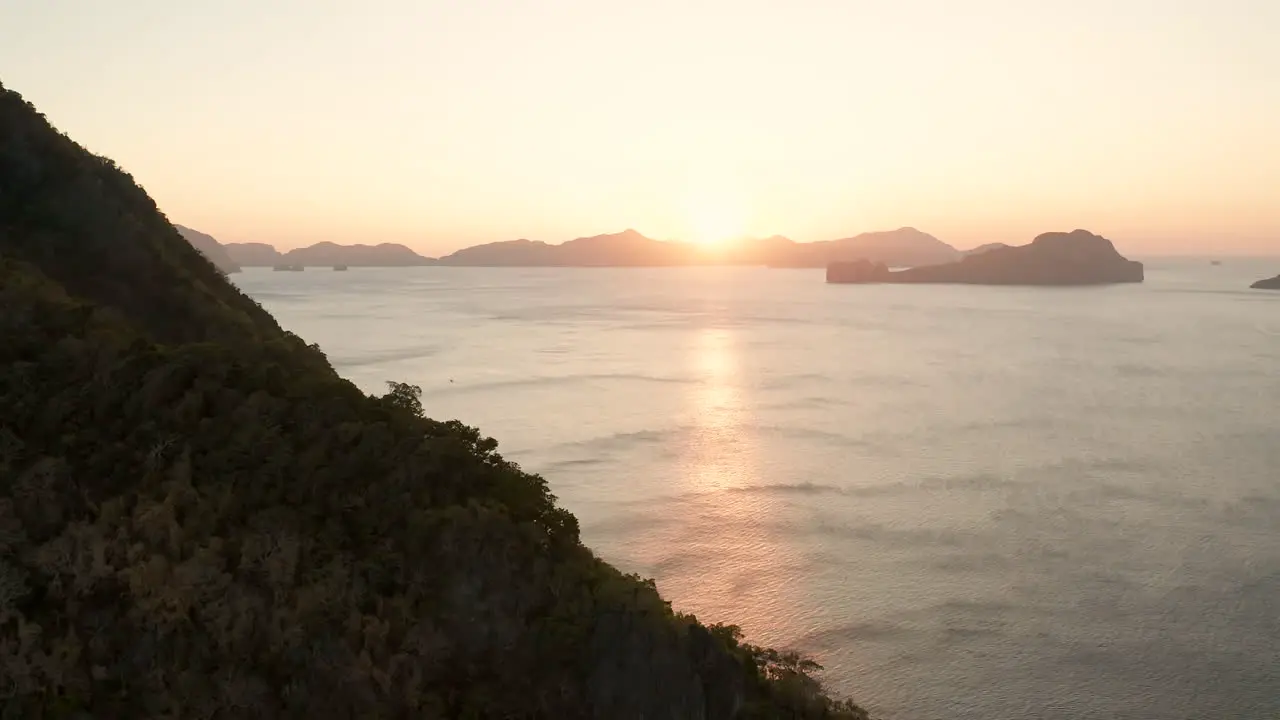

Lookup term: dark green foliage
[706,625,870,719]
[382,381,426,419]
[0,81,304,351]
[0,81,868,718]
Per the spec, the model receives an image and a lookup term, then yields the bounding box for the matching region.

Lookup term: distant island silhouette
[222,241,288,266]
[963,242,1012,257]
[175,224,240,274]
[435,229,689,267]
[283,242,433,267]
[220,240,434,267]
[186,226,975,269]
[827,230,1144,285]
[1251,274,1280,290]
[182,226,1155,281]
[763,227,961,268]
[434,226,960,268]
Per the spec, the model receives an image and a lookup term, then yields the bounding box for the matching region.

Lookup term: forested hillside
[0,81,866,719]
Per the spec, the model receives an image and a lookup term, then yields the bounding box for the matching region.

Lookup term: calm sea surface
[235,259,1280,720]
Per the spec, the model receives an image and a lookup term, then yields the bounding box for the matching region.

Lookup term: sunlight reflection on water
[236,261,1280,720]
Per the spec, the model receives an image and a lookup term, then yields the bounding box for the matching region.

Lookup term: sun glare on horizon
[692,207,746,248]
[686,183,748,249]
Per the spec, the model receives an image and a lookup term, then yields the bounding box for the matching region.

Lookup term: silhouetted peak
[0,84,284,344]
[831,229,1142,285]
[568,229,653,245]
[607,228,649,242]
[1030,229,1116,252]
[484,238,548,248]
[479,238,543,247]
[841,227,943,242]
[965,242,1012,256]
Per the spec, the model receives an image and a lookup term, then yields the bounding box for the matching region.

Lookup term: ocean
[234,259,1280,720]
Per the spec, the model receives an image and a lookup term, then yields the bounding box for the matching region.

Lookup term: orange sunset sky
[3,0,1277,255]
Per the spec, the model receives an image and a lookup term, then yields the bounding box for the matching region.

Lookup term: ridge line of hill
[0,79,869,719]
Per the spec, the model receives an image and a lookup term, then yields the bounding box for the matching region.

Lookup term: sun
[693,210,743,248]
[689,200,747,248]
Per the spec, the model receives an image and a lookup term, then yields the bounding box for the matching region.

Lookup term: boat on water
[273,264,305,272]
[334,265,349,271]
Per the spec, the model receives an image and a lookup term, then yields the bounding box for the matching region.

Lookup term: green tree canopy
[0,80,868,719]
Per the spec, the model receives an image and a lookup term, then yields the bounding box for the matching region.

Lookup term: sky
[2,0,1278,255]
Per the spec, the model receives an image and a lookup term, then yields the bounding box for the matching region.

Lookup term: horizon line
[193,225,1279,259]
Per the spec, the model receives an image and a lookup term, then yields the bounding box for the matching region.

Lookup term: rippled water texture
[236,259,1280,720]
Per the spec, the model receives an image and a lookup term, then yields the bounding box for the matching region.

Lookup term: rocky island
[1251,274,1280,290]
[828,229,1144,286]
[963,242,1011,257]
[0,81,866,719]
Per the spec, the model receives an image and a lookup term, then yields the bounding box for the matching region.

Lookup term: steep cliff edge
[0,83,866,718]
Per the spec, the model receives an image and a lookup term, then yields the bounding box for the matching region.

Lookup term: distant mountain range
[432,227,960,268]
[434,229,687,267]
[175,224,240,273]
[761,227,962,269]
[219,240,434,267]
[176,225,1029,270]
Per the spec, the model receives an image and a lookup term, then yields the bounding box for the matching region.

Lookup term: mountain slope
[769,228,961,268]
[0,89,284,347]
[830,227,961,266]
[435,237,557,266]
[175,224,241,273]
[0,81,866,719]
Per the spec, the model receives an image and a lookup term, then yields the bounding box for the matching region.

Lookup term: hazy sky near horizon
[3,0,1278,255]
